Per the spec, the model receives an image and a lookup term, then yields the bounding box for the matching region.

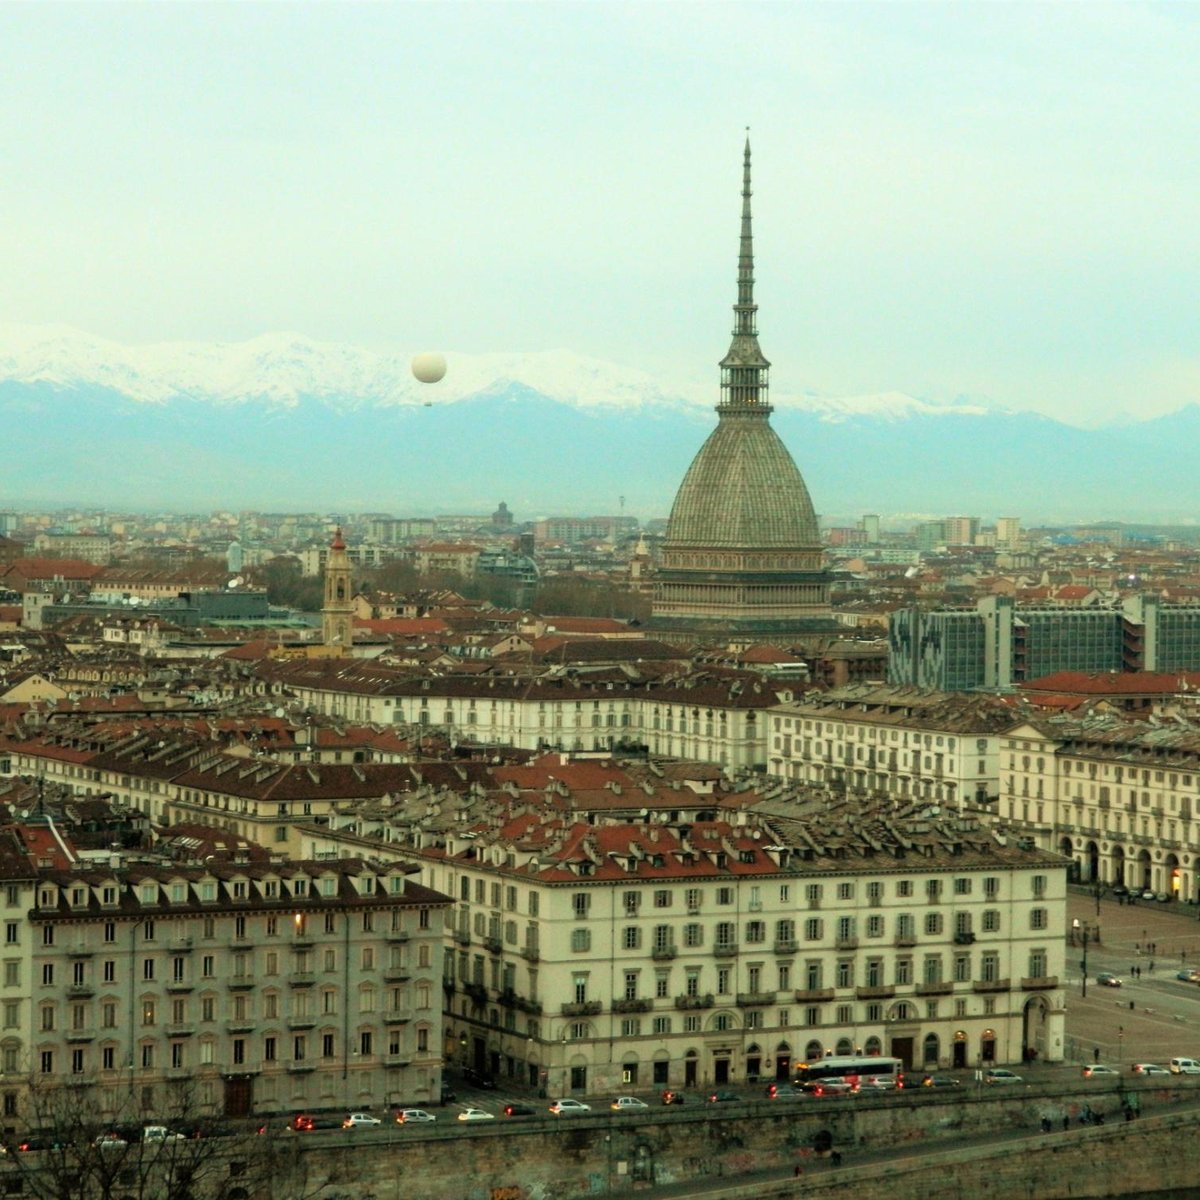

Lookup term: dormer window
[294,879,308,897]
[232,881,247,899]
[38,887,56,909]
[170,884,186,904]
[200,882,216,903]
[321,878,336,897]
[264,880,278,898]
[101,886,117,907]
[70,887,86,907]
[140,884,157,904]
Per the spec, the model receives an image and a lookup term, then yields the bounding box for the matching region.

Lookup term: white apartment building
[300,798,1067,1095]
[768,686,1016,808]
[999,714,1200,901]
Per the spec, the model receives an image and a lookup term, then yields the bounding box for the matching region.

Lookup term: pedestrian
[831,1151,842,1167]
[1041,1117,1051,1134]
[794,1165,804,1178]
[1150,960,1155,973]
[1062,1114,1069,1131]
[1093,1047,1100,1064]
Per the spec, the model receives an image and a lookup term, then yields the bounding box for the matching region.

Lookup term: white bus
[794,1055,905,1090]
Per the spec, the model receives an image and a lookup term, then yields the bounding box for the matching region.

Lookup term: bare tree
[0,1078,359,1200]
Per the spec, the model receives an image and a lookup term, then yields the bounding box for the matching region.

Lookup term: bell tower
[321,527,354,652]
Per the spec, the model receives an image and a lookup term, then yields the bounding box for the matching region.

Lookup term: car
[95,1133,128,1149]
[1083,1065,1120,1078]
[1175,970,1200,982]
[503,1103,535,1117]
[1157,893,1172,903]
[706,1090,739,1103]
[611,1096,649,1112]
[1112,884,1129,896]
[395,1109,436,1124]
[1097,972,1122,987]
[1142,890,1156,901]
[343,1113,382,1129]
[291,1115,315,1132]
[983,1068,1023,1084]
[1169,1057,1200,1074]
[456,1108,495,1122]
[920,1075,961,1088]
[548,1098,591,1115]
[765,1082,803,1099]
[661,1090,687,1105]
[142,1125,186,1143]
[1131,1063,1170,1076]
[808,1079,853,1097]
[14,1136,62,1152]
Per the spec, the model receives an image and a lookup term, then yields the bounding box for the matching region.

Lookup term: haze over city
[3,0,1199,437]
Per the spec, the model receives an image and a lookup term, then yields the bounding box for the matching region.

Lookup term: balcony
[382,967,411,984]
[792,988,833,1003]
[227,977,254,992]
[735,992,774,1008]
[453,930,471,947]
[168,936,194,953]
[513,996,542,1016]
[855,986,896,1000]
[484,937,502,955]
[611,998,652,1014]
[227,936,253,951]
[166,980,194,994]
[165,1025,195,1039]
[226,1021,256,1034]
[286,1016,316,1030]
[520,945,540,963]
[66,1027,96,1043]
[463,982,488,1005]
[286,1062,315,1074]
[673,994,714,1011]
[561,1001,602,1017]
[893,936,917,948]
[713,943,739,958]
[288,973,316,988]
[953,932,976,946]
[67,945,94,959]
[384,1053,412,1068]
[383,1009,414,1025]
[834,937,859,951]
[773,940,798,955]
[67,984,95,999]
[651,946,677,961]
[1021,976,1059,991]
[973,978,1011,993]
[292,933,315,949]
[748,900,763,912]
[386,930,410,944]
[915,981,953,996]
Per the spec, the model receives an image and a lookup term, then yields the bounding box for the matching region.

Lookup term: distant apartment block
[889,594,1200,690]
[32,533,114,565]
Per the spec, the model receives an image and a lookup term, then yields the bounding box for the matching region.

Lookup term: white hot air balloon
[411,353,447,384]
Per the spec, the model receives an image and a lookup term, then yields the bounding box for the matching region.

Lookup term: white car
[457,1108,495,1122]
[343,1113,382,1128]
[142,1126,185,1143]
[611,1096,649,1112]
[1131,1063,1170,1076]
[95,1134,128,1149]
[395,1108,436,1124]
[1082,1065,1120,1078]
[548,1098,592,1115]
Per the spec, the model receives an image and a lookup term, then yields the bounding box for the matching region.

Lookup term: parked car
[548,1098,591,1116]
[983,1068,1023,1084]
[661,1090,687,1105]
[456,1108,495,1122]
[1096,972,1122,987]
[503,1103,535,1118]
[1156,893,1172,903]
[706,1090,739,1104]
[1141,890,1156,901]
[343,1113,382,1129]
[1131,1063,1170,1075]
[1083,1065,1120,1078]
[765,1082,803,1099]
[1169,1057,1200,1074]
[611,1096,649,1112]
[95,1133,128,1150]
[395,1109,436,1124]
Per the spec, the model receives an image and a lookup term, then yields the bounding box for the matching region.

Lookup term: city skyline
[2,3,1199,428]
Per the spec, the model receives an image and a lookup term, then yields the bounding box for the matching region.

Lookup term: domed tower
[651,138,832,641]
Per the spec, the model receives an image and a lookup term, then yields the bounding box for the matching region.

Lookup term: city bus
[793,1056,905,1091]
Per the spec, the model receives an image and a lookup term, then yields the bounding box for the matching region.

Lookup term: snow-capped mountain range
[0,322,993,421]
[0,323,1194,523]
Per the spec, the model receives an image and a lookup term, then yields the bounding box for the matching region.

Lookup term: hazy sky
[3,1,1199,425]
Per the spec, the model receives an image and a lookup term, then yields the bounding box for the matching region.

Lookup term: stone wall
[281,1082,1200,1200]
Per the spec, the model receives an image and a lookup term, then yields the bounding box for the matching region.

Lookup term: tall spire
[719,132,771,412]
